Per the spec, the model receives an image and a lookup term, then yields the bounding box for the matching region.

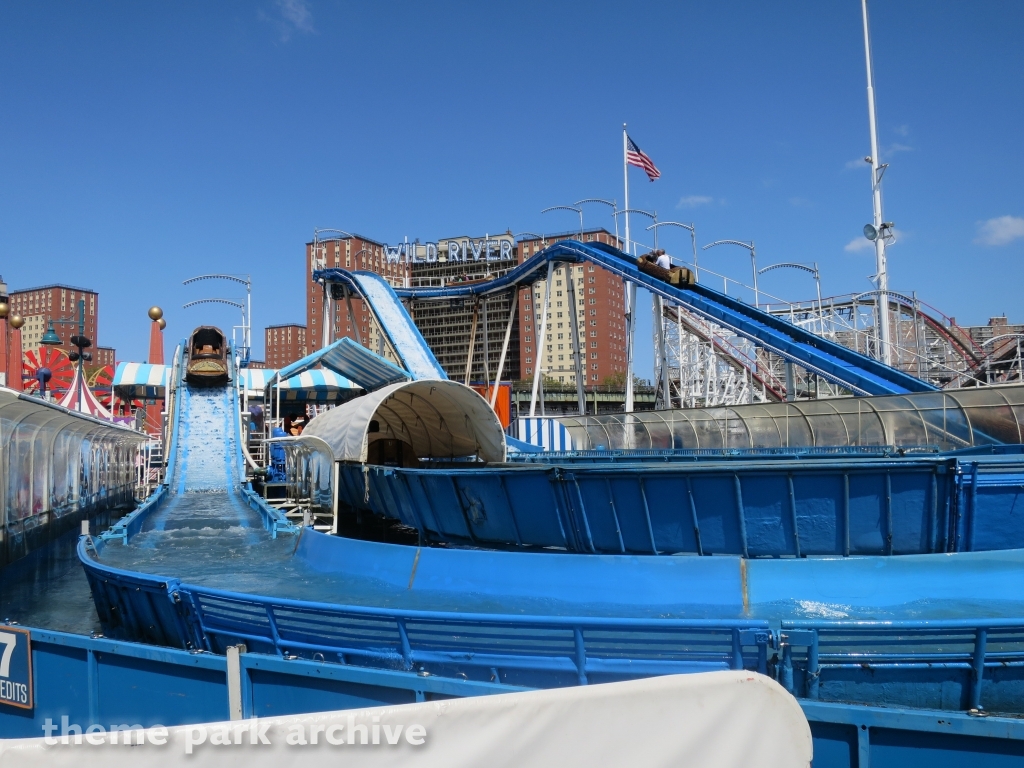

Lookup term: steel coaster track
[314,240,935,397]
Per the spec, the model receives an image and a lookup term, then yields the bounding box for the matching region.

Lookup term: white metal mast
[623,124,636,412]
[861,0,892,365]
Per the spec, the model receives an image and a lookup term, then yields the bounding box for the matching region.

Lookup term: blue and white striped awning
[112,362,169,398]
[274,337,410,392]
[241,368,361,402]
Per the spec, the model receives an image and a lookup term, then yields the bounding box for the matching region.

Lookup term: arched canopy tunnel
[302,379,506,465]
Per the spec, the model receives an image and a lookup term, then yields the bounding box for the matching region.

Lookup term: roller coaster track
[315,240,935,397]
[768,291,988,389]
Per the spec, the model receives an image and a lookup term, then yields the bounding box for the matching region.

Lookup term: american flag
[626,136,660,181]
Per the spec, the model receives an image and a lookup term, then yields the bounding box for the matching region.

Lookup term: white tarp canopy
[302,379,506,463]
[0,671,812,767]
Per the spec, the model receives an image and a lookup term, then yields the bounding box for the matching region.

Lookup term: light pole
[575,198,619,248]
[183,275,251,364]
[758,262,824,335]
[860,0,893,366]
[613,208,657,254]
[541,205,584,240]
[312,227,356,268]
[182,298,246,361]
[540,206,587,412]
[648,222,698,282]
[40,299,91,403]
[612,207,656,413]
[703,240,759,308]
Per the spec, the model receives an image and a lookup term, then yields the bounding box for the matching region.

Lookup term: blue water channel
[8,382,1024,636]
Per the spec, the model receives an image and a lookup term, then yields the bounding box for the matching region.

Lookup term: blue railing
[80,539,772,687]
[779,618,1024,714]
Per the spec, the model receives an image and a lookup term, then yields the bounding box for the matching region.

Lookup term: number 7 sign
[0,626,33,710]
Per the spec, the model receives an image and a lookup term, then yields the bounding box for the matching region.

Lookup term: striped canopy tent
[272,337,410,393]
[112,362,169,399]
[58,365,112,419]
[241,368,361,403]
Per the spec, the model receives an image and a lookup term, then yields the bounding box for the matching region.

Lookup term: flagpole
[623,124,635,412]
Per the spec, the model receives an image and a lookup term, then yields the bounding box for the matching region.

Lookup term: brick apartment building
[302,228,630,389]
[409,233,519,381]
[304,234,410,360]
[8,284,113,366]
[517,229,628,387]
[265,324,308,369]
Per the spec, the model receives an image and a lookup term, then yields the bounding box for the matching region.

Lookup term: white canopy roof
[303,379,506,463]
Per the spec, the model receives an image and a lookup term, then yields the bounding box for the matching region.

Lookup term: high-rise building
[517,229,628,387]
[304,234,410,360]
[265,324,308,369]
[8,284,101,360]
[301,229,630,389]
[409,233,519,381]
[94,347,115,367]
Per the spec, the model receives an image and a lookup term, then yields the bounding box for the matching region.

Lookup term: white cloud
[844,237,874,253]
[894,124,910,137]
[676,195,713,209]
[885,142,913,155]
[278,0,314,32]
[262,0,315,41]
[975,216,1024,246]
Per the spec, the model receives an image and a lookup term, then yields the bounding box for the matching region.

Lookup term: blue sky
[1,1,1022,373]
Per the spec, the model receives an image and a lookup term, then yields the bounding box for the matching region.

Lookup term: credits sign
[0,626,33,710]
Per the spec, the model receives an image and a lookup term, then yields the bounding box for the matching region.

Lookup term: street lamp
[703,240,759,308]
[183,274,251,364]
[40,300,92,404]
[575,199,619,249]
[758,262,824,335]
[648,221,698,281]
[612,208,657,254]
[541,205,584,240]
[183,298,246,358]
[860,0,893,366]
